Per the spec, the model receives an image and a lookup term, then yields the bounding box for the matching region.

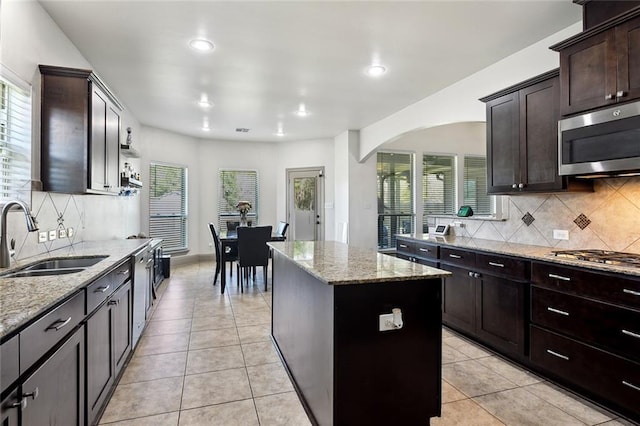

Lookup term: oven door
[559,101,640,176]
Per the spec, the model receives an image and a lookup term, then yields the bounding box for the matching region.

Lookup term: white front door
[287,167,324,241]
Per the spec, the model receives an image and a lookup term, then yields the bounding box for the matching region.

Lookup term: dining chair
[275,221,289,239]
[208,223,237,286]
[236,225,272,292]
[227,220,253,232]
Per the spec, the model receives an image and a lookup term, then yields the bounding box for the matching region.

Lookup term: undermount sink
[0,255,108,278]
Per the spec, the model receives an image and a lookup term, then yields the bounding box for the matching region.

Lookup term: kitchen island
[268,241,451,426]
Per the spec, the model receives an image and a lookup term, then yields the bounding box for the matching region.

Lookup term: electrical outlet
[67,227,74,237]
[379,313,395,331]
[48,230,57,241]
[58,228,67,238]
[38,231,48,243]
[553,229,569,240]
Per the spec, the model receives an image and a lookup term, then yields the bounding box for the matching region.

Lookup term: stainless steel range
[552,249,640,268]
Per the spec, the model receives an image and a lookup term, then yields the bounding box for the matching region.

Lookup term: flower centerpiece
[236,201,252,226]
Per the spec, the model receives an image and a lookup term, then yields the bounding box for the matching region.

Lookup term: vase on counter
[236,200,252,227]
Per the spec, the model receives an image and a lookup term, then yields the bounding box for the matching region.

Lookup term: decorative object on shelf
[236,201,252,227]
[126,127,133,145]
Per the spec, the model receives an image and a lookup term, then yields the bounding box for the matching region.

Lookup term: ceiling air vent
[235,128,250,133]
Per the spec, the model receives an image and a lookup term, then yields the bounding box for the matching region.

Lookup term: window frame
[148,162,188,253]
[0,65,32,207]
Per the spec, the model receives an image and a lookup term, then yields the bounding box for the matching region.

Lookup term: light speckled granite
[397,234,640,278]
[0,239,150,338]
[268,240,450,285]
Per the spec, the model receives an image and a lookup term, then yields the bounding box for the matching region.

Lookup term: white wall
[358,22,583,161]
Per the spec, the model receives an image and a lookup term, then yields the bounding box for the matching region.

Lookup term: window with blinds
[377,152,413,249]
[149,163,188,252]
[423,154,455,215]
[464,156,490,215]
[1,74,31,206]
[218,170,258,232]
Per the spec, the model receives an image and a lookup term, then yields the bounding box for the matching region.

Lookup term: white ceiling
[38,1,581,143]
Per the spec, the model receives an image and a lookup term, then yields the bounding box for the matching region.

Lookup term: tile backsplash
[437,176,640,254]
[3,191,141,265]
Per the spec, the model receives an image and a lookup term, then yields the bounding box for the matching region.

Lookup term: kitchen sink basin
[0,255,108,278]
[22,256,108,271]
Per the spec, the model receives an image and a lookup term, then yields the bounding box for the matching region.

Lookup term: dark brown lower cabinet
[1,389,20,426]
[440,263,527,359]
[21,325,85,426]
[87,281,132,425]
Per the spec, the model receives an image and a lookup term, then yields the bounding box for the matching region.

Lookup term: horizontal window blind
[149,163,187,252]
[0,75,31,205]
[377,152,414,249]
[464,156,490,215]
[218,170,258,232]
[423,154,455,215]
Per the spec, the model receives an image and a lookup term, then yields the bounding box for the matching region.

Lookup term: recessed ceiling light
[295,103,309,117]
[189,38,215,51]
[367,64,386,77]
[275,123,285,136]
[198,94,213,108]
[201,125,211,132]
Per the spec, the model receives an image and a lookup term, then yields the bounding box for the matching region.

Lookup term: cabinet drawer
[20,291,85,373]
[440,247,476,268]
[414,242,438,260]
[86,272,115,313]
[476,252,528,281]
[396,239,415,256]
[111,259,132,289]
[530,325,640,418]
[1,335,19,392]
[532,286,640,361]
[532,262,640,310]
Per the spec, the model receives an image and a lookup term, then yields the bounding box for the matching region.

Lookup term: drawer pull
[622,381,640,392]
[118,269,130,275]
[449,254,462,259]
[547,307,570,316]
[399,244,408,248]
[546,349,569,361]
[549,273,571,282]
[488,262,504,268]
[94,285,111,293]
[418,248,431,253]
[623,289,640,297]
[23,387,39,401]
[108,299,119,306]
[9,399,27,410]
[622,329,640,339]
[46,317,71,331]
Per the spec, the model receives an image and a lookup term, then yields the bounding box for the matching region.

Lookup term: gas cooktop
[551,249,640,268]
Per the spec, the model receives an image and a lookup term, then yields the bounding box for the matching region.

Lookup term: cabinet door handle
[605,93,614,100]
[118,269,130,275]
[512,183,517,189]
[488,262,504,268]
[622,329,640,339]
[546,349,569,361]
[622,380,640,392]
[46,317,71,331]
[468,271,475,277]
[473,272,481,279]
[9,398,27,410]
[547,307,569,316]
[94,285,111,293]
[23,387,39,400]
[518,183,524,189]
[623,288,640,297]
[108,299,119,306]
[616,90,626,98]
[449,254,462,259]
[548,273,571,281]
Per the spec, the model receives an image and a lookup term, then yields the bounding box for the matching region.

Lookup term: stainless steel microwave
[558,100,640,177]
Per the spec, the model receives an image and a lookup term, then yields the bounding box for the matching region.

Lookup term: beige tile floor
[100,262,636,426]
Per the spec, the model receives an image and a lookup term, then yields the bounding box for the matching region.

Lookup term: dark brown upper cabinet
[40,65,122,194]
[551,9,640,116]
[480,70,591,195]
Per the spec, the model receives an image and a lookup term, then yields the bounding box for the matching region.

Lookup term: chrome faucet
[1,200,39,268]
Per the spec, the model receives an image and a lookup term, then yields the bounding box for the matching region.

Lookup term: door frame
[286,167,325,241]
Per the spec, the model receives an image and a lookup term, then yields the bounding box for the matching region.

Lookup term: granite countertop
[0,239,151,339]
[397,233,640,278]
[268,240,451,285]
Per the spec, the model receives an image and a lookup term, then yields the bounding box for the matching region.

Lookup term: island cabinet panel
[271,249,443,426]
[1,389,20,426]
[21,325,85,426]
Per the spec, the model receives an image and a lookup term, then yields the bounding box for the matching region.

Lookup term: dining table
[219,229,286,294]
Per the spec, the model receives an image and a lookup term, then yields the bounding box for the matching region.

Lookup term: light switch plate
[38,231,48,243]
[48,230,57,241]
[58,228,67,238]
[67,227,74,237]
